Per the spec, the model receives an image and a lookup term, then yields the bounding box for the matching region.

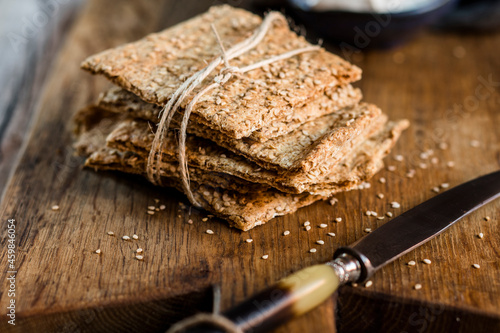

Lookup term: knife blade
[169,170,500,333]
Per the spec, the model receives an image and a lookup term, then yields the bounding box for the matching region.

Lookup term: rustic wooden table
[1,1,499,332]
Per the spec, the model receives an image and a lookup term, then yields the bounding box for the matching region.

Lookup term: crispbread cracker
[97,84,363,142]
[81,5,361,139]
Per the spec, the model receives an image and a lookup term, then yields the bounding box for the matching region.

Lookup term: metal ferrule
[326,253,362,284]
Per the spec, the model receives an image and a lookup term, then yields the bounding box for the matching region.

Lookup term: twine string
[147,12,320,207]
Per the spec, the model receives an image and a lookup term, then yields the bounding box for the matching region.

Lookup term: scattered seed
[351,283,358,287]
[132,234,139,240]
[472,264,480,269]
[309,248,317,253]
[202,217,208,222]
[327,232,336,237]
[147,211,155,215]
[419,163,428,169]
[316,240,325,245]
[136,248,143,253]
[147,206,155,210]
[414,283,422,290]
[431,157,439,165]
[364,228,372,233]
[377,216,385,220]
[387,165,396,172]
[484,216,491,221]
[107,231,114,236]
[335,217,342,223]
[477,233,484,239]
[187,219,193,225]
[155,208,160,211]
[135,255,144,260]
[365,280,373,288]
[122,236,130,241]
[283,230,290,236]
[305,225,311,231]
[407,260,416,266]
[391,202,401,209]
[160,205,166,210]
[95,249,101,254]
[377,193,384,199]
[319,224,328,228]
[304,221,311,226]
[329,197,338,206]
[379,177,386,184]
[423,259,432,265]
[406,169,416,178]
[447,161,455,168]
[394,155,404,161]
[261,254,269,260]
[206,229,214,235]
[386,212,393,217]
[154,198,160,203]
[51,205,60,211]
[420,152,429,160]
[432,187,440,193]
[441,183,450,189]
[246,238,253,243]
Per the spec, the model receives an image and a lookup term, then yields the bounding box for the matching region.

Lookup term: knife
[169,170,500,333]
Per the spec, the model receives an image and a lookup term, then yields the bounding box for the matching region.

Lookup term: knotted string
[147,12,320,207]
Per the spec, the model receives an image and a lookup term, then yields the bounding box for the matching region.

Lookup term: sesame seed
[107,231,114,236]
[377,193,384,199]
[95,249,101,254]
[51,205,60,211]
[309,248,317,253]
[202,217,208,222]
[414,283,422,290]
[160,205,166,210]
[441,183,450,189]
[283,230,290,236]
[477,233,484,239]
[147,206,155,210]
[261,254,269,260]
[329,197,338,206]
[246,238,253,243]
[206,229,214,235]
[327,232,336,237]
[432,187,440,193]
[335,217,342,223]
[472,264,480,269]
[122,236,130,241]
[406,169,416,178]
[364,228,372,233]
[319,224,328,228]
[155,208,159,211]
[136,248,143,253]
[386,212,393,217]
[391,202,401,209]
[147,211,155,215]
[351,283,358,287]
[365,280,373,288]
[365,211,372,216]
[419,163,428,169]
[419,152,429,160]
[438,142,448,150]
[470,140,480,148]
[394,155,404,162]
[431,157,439,164]
[154,198,159,203]
[379,177,386,184]
[304,221,311,226]
[447,161,455,168]
[407,260,416,266]
[377,216,385,220]
[187,219,193,224]
[387,165,396,172]
[316,240,325,245]
[423,259,432,265]
[132,234,139,240]
[135,255,144,260]
[484,216,491,221]
[305,225,311,231]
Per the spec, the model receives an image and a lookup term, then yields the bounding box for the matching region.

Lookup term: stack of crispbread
[74,5,409,231]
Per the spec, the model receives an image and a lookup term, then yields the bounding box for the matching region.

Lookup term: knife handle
[175,254,362,333]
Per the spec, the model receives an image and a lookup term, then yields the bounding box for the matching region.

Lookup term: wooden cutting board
[1,1,499,332]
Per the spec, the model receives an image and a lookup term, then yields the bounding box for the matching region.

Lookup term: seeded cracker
[81,6,361,140]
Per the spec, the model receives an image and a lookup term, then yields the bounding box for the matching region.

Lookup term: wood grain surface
[0,0,499,332]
